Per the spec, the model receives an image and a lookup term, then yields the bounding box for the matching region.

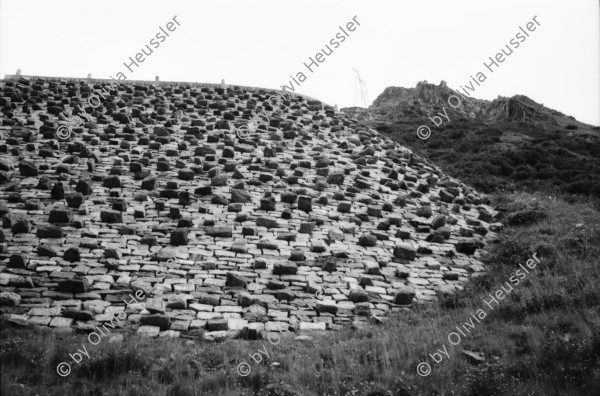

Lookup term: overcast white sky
[1,0,598,125]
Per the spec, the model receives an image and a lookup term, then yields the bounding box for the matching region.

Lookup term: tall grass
[1,192,599,395]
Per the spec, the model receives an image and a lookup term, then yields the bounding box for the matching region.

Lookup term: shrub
[506,209,548,226]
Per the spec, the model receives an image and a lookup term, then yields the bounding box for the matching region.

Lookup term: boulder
[393,285,416,305]
[393,244,417,261]
[273,262,298,275]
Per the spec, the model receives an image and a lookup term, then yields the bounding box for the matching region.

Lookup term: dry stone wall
[0,76,502,341]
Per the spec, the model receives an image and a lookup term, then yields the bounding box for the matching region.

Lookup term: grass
[374,118,600,199]
[1,192,599,396]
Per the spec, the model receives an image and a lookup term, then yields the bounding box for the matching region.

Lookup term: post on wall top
[16,69,21,76]
[155,76,160,82]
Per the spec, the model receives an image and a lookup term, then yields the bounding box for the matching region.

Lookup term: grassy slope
[1,192,599,396]
[373,118,600,200]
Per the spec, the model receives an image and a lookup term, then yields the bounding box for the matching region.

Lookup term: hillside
[343,81,600,199]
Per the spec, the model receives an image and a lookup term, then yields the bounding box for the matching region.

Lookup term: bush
[506,209,548,226]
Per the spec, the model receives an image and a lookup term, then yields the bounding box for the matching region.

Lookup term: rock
[141,176,157,190]
[137,325,161,337]
[63,247,80,262]
[312,240,327,253]
[256,217,278,229]
[354,302,371,316]
[178,169,195,181]
[49,208,73,223]
[203,331,229,342]
[327,173,344,185]
[166,295,187,309]
[76,179,93,195]
[170,228,189,245]
[206,226,232,238]
[455,239,478,255]
[231,189,252,203]
[299,222,316,234]
[367,205,382,217]
[443,272,460,281]
[393,244,417,261]
[260,196,276,211]
[211,174,227,186]
[298,196,312,212]
[140,314,171,330]
[62,309,94,321]
[431,215,446,229]
[237,292,256,307]
[19,160,38,176]
[440,189,454,203]
[146,298,166,314]
[462,350,486,364]
[349,287,369,303]
[337,201,352,213]
[8,254,28,268]
[299,322,327,331]
[0,292,21,307]
[51,182,65,199]
[257,238,278,250]
[38,245,57,257]
[206,319,228,331]
[57,278,89,293]
[320,258,337,272]
[276,290,295,301]
[289,250,305,261]
[25,200,41,210]
[317,300,338,314]
[273,262,298,275]
[12,219,31,234]
[65,193,84,208]
[227,319,248,331]
[359,234,377,247]
[36,225,64,238]
[0,158,13,171]
[281,193,296,203]
[159,330,180,338]
[267,280,287,290]
[103,176,121,188]
[478,211,493,223]
[226,272,248,287]
[100,210,123,223]
[393,285,416,305]
[417,205,433,218]
[364,262,380,275]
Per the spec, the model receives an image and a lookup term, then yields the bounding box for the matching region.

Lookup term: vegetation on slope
[374,118,600,200]
[2,192,599,395]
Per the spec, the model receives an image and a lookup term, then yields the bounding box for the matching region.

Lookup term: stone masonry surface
[0,76,502,341]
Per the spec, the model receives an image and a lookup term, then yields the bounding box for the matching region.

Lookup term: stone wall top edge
[1,74,330,106]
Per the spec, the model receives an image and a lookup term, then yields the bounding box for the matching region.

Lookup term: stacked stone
[0,77,501,340]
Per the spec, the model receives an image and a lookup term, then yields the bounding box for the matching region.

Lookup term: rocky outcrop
[353,80,572,128]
